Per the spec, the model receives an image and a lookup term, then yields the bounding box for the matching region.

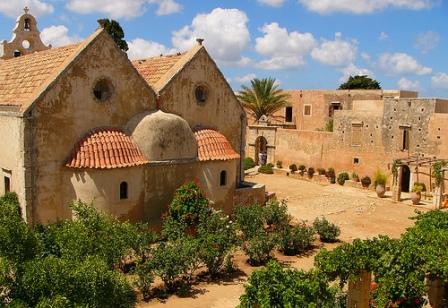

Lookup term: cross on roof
[24,7,30,14]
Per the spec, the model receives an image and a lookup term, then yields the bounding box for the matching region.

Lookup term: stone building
[0,10,264,225]
[247,89,448,192]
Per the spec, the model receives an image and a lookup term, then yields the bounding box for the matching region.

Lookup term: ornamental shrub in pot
[361,176,371,188]
[374,170,388,198]
[411,183,426,205]
[289,164,298,173]
[317,168,326,175]
[298,165,306,176]
[337,172,349,185]
[326,168,336,184]
[307,167,315,179]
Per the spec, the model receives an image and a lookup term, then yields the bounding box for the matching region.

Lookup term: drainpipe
[239,113,245,185]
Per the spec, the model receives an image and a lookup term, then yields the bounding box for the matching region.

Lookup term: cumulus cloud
[254,22,315,70]
[257,0,285,7]
[67,0,181,19]
[0,0,53,18]
[235,73,257,84]
[40,25,82,47]
[127,38,177,60]
[398,77,420,91]
[172,8,250,66]
[414,31,440,53]
[311,32,357,67]
[379,52,432,75]
[299,0,436,14]
[339,63,373,83]
[432,73,448,89]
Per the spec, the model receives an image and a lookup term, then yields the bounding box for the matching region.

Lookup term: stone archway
[255,136,268,165]
[401,165,411,192]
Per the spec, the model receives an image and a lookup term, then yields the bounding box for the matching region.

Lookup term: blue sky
[1,0,447,96]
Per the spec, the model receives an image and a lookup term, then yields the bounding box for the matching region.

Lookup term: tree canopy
[97,19,129,52]
[237,77,291,121]
[339,75,381,90]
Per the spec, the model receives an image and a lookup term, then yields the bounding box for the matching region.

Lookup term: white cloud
[311,32,357,67]
[172,8,250,66]
[414,31,440,53]
[257,0,285,7]
[339,63,373,83]
[254,22,315,70]
[127,38,177,60]
[0,0,54,18]
[398,77,420,91]
[40,25,82,47]
[299,0,435,14]
[379,52,432,75]
[379,32,389,41]
[235,73,257,84]
[361,52,371,63]
[432,73,448,89]
[148,0,182,16]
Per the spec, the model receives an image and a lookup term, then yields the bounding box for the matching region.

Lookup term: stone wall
[234,182,266,206]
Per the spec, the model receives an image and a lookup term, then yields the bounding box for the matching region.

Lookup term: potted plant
[411,182,426,205]
[298,165,306,176]
[337,172,349,185]
[317,168,326,175]
[276,160,282,168]
[374,170,388,198]
[289,164,298,173]
[361,176,371,188]
[326,168,336,184]
[307,167,315,179]
[352,172,360,182]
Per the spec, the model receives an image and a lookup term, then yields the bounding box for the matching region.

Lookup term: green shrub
[161,215,188,241]
[239,261,337,307]
[352,172,359,182]
[242,231,277,266]
[197,210,239,276]
[243,157,256,170]
[307,167,315,178]
[412,182,426,193]
[313,217,340,243]
[326,168,336,183]
[289,164,298,172]
[266,163,274,168]
[276,160,282,168]
[374,170,388,187]
[0,257,15,305]
[317,168,326,175]
[298,165,306,174]
[35,295,71,308]
[278,224,315,256]
[169,182,209,225]
[337,172,349,185]
[325,118,334,132]
[134,260,154,300]
[258,164,274,174]
[361,176,371,188]
[233,204,265,240]
[263,200,290,230]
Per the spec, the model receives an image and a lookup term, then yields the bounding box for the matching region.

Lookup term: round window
[195,85,208,104]
[93,78,113,102]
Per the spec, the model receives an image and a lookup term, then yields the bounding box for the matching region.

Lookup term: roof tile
[194,129,240,162]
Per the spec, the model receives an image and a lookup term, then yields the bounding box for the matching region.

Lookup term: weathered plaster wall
[29,32,156,224]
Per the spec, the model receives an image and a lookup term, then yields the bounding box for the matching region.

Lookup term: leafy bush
[197,210,239,276]
[412,182,426,193]
[374,170,388,187]
[233,204,265,240]
[239,261,337,307]
[317,168,326,175]
[313,217,340,243]
[337,172,349,185]
[278,224,315,256]
[266,163,274,168]
[169,182,209,225]
[352,172,359,182]
[242,231,277,266]
[289,164,298,172]
[276,160,282,168]
[263,200,290,230]
[258,164,274,174]
[298,165,306,175]
[326,168,336,184]
[243,157,256,170]
[307,167,315,178]
[361,176,371,188]
[325,118,334,132]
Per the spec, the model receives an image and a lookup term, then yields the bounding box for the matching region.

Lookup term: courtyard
[140,172,423,308]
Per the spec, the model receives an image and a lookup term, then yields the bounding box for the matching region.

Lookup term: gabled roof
[132,45,202,93]
[0,29,103,113]
[66,128,149,169]
[194,129,240,162]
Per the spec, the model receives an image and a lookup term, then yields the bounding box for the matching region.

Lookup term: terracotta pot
[376,185,386,198]
[411,192,422,205]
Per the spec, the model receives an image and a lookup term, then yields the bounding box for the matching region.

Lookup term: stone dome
[126,110,197,161]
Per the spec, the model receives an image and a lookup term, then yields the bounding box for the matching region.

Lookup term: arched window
[220,170,227,186]
[120,182,128,199]
[13,50,21,57]
[24,18,31,31]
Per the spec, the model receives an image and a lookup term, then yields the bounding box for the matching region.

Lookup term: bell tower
[0,7,51,60]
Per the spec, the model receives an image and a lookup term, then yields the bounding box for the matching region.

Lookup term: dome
[126,110,197,161]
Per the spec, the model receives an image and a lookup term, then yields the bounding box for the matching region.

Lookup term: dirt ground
[138,173,425,308]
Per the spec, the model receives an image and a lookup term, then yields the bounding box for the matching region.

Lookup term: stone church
[0,9,263,225]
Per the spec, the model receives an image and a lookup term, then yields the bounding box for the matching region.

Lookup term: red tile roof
[194,129,240,161]
[132,54,184,87]
[66,128,149,169]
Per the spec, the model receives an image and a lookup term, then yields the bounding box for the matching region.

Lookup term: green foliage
[239,261,338,308]
[15,256,135,307]
[169,182,209,225]
[361,176,371,188]
[317,168,326,175]
[374,170,388,186]
[289,164,298,172]
[313,217,340,243]
[432,160,447,187]
[97,18,129,51]
[412,182,426,193]
[278,223,315,256]
[337,172,349,185]
[237,77,291,120]
[242,231,277,266]
[325,118,334,132]
[326,168,336,183]
[276,160,282,168]
[233,204,265,240]
[258,164,274,174]
[392,159,401,182]
[351,172,359,181]
[243,157,256,170]
[298,165,306,172]
[338,75,381,90]
[263,200,290,230]
[35,295,71,308]
[308,167,315,178]
[0,257,15,305]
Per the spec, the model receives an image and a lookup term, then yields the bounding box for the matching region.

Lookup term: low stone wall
[234,182,266,206]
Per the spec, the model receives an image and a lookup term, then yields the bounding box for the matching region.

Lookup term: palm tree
[237,77,291,121]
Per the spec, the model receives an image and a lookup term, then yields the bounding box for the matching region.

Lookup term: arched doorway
[255,136,268,165]
[401,165,411,192]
